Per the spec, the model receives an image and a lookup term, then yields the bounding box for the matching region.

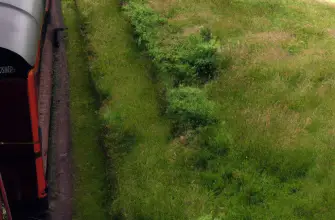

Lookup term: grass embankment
[65,0,335,219]
[69,0,209,219]
[62,2,108,219]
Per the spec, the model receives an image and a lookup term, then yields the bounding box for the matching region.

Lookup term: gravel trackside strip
[47,0,73,219]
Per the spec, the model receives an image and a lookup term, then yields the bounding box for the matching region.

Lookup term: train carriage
[0,0,50,218]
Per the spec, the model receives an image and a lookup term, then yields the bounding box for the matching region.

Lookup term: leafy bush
[171,35,220,84]
[123,1,167,48]
[152,33,220,85]
[123,2,221,85]
[166,86,218,133]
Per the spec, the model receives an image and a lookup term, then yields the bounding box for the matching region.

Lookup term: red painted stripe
[24,1,50,200]
[28,70,47,199]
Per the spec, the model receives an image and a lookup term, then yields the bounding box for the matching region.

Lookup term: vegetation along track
[62,0,110,219]
[63,0,335,219]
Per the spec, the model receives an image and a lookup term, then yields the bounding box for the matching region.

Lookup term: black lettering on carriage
[0,66,16,74]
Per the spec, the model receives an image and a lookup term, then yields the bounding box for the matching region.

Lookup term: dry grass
[148,0,177,12]
[247,31,294,43]
[253,46,290,62]
[315,0,335,4]
[327,29,335,37]
[182,25,203,36]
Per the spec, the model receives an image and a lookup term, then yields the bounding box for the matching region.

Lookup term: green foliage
[200,27,213,42]
[171,35,220,84]
[123,2,166,48]
[124,2,222,85]
[166,86,218,133]
[123,2,222,148]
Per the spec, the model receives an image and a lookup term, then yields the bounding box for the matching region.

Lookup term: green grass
[62,2,108,219]
[73,0,211,219]
[122,0,335,219]
[64,0,335,219]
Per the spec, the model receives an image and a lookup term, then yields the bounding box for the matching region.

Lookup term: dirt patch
[254,47,289,62]
[182,25,203,36]
[170,10,216,22]
[251,17,272,27]
[317,85,329,97]
[247,31,294,44]
[148,0,176,12]
[315,0,335,3]
[313,0,335,8]
[302,48,326,55]
[169,13,189,22]
[327,29,335,37]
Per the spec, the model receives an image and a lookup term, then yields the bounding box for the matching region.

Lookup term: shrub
[148,33,221,85]
[123,2,221,85]
[169,34,220,84]
[200,27,213,42]
[166,86,218,133]
[123,2,167,47]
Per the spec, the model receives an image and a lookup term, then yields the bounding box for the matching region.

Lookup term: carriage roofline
[0,0,45,66]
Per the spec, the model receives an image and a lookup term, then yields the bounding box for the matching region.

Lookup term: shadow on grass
[70,3,116,218]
